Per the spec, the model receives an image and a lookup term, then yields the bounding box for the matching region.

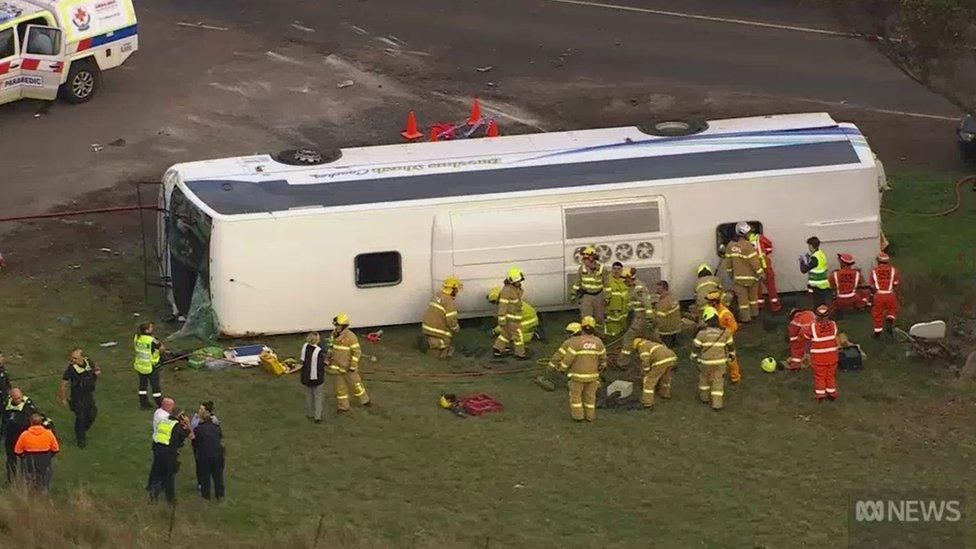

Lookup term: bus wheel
[60,60,101,104]
[638,119,709,137]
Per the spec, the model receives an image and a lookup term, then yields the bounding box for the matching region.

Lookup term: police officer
[58,348,100,448]
[2,388,36,482]
[134,322,165,409]
[149,407,193,504]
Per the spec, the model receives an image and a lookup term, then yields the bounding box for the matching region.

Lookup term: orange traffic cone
[467,98,482,125]
[401,111,423,140]
[486,119,499,137]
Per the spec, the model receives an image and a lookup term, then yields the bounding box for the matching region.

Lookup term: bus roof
[170,112,875,218]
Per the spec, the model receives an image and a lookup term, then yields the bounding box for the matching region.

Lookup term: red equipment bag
[458,393,503,416]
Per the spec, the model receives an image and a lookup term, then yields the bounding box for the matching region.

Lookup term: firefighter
[705,291,741,383]
[800,236,831,307]
[870,252,901,338]
[487,286,539,343]
[57,348,100,448]
[748,226,781,312]
[829,254,870,312]
[786,308,816,371]
[617,268,652,367]
[536,322,582,391]
[557,316,606,422]
[802,305,839,401]
[571,247,609,333]
[721,222,764,323]
[492,268,528,359]
[693,263,722,312]
[653,280,682,348]
[327,313,371,412]
[632,338,676,408]
[133,322,165,410]
[605,262,630,337]
[421,277,463,359]
[691,308,735,410]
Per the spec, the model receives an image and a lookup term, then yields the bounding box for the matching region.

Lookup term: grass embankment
[0,173,973,547]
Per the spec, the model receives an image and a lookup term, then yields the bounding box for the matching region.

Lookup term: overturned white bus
[159,112,882,336]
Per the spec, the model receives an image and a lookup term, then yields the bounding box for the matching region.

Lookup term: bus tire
[60,59,101,104]
[638,119,708,137]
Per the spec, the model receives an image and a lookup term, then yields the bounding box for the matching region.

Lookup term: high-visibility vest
[133,334,159,374]
[807,250,830,290]
[576,264,607,294]
[830,268,861,299]
[748,234,768,270]
[4,397,27,412]
[871,265,899,294]
[520,302,539,335]
[807,321,838,364]
[153,418,177,445]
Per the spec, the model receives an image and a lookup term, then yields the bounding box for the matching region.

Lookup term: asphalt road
[0,0,966,222]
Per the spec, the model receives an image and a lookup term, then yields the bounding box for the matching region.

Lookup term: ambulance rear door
[19,24,63,100]
[0,21,20,105]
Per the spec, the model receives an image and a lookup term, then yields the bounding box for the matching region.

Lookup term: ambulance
[0,0,137,106]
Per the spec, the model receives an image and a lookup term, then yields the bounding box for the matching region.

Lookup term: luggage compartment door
[433,205,566,315]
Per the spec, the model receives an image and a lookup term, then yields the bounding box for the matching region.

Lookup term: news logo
[849,493,965,547]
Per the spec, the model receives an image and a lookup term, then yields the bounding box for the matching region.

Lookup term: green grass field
[0,172,974,547]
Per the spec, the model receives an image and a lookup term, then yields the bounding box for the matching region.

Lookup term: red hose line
[0,205,160,223]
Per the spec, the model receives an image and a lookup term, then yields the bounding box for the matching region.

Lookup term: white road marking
[791,97,958,121]
[290,23,316,33]
[546,0,852,37]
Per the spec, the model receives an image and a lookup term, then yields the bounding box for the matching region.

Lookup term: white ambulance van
[0,0,137,106]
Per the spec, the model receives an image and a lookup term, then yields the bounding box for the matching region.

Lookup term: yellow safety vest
[133,334,159,374]
[154,419,176,445]
[808,250,830,290]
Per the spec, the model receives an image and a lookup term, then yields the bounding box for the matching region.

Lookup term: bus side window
[715,221,763,256]
[355,252,402,288]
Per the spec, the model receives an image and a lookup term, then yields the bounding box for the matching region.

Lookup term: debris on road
[177,21,228,32]
[90,144,104,153]
[266,51,303,65]
[476,66,493,73]
[99,341,118,348]
[108,138,126,147]
[99,248,113,253]
[56,315,73,325]
[337,80,355,89]
[290,22,315,33]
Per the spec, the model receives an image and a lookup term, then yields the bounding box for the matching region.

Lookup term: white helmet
[735,221,752,236]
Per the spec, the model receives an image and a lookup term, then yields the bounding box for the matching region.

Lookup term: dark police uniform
[62,358,98,447]
[193,420,225,500]
[2,396,36,481]
[149,417,190,503]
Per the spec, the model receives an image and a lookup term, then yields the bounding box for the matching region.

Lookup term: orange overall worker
[870,252,901,337]
[705,291,741,383]
[829,254,870,312]
[748,226,781,312]
[802,305,839,401]
[786,308,816,371]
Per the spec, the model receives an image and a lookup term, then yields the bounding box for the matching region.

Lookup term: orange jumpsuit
[787,310,815,370]
[750,233,781,312]
[870,264,900,334]
[829,267,870,311]
[802,319,839,400]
